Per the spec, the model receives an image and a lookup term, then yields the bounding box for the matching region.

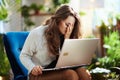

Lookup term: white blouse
[20,25,56,74]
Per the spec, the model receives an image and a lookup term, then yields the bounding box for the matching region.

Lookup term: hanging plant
[52,0,70,8]
[0,0,21,21]
[0,34,10,76]
[0,0,9,21]
[20,3,46,29]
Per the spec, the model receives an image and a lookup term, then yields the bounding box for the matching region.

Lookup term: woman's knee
[62,69,79,80]
[76,67,92,80]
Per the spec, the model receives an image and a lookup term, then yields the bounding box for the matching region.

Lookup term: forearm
[20,52,35,74]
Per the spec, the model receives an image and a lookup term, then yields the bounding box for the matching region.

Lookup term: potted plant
[0,0,11,79]
[21,3,46,30]
[52,0,70,9]
[88,31,120,80]
[0,0,21,21]
[103,31,120,68]
[0,34,10,79]
[0,0,8,21]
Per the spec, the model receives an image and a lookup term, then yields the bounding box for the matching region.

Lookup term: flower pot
[91,73,107,80]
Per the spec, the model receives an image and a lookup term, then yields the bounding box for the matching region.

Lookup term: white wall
[1,0,22,33]
[22,0,44,6]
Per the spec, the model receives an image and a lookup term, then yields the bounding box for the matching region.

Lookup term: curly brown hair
[44,4,81,55]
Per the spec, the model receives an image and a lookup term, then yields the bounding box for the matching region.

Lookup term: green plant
[0,0,9,21]
[0,0,21,21]
[99,21,108,34]
[20,3,46,30]
[90,31,120,69]
[90,66,120,80]
[88,31,120,80]
[0,0,11,76]
[115,13,120,21]
[88,12,120,79]
[52,0,70,9]
[0,34,10,76]
[103,31,120,67]
[21,3,45,17]
[79,11,86,16]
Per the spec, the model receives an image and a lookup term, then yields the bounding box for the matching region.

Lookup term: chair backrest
[3,31,29,80]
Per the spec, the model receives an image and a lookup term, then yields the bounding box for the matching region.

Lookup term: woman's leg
[75,67,92,80]
[62,69,79,80]
[29,69,79,80]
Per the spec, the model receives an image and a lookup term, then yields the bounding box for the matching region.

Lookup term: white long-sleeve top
[20,26,56,74]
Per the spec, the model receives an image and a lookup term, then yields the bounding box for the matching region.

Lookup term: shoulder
[29,25,48,36]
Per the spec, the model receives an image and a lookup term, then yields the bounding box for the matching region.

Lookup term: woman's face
[58,16,75,35]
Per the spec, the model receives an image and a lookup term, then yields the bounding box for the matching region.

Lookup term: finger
[38,66,43,74]
[31,69,38,76]
[67,26,72,34]
[31,66,41,76]
[35,66,42,75]
[67,26,71,32]
[66,27,70,35]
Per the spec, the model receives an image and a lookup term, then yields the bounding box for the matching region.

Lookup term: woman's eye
[66,23,69,27]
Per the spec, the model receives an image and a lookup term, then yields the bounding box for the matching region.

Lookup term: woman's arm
[20,30,39,74]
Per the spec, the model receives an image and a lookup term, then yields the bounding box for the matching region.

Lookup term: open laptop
[43,38,99,71]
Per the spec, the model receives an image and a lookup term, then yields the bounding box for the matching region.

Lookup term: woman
[20,4,91,80]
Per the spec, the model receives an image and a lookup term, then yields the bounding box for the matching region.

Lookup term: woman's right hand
[31,65,43,76]
[64,24,74,39]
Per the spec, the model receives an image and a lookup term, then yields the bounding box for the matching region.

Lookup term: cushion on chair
[3,31,29,80]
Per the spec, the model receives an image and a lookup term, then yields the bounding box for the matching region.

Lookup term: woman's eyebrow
[66,22,74,27]
[67,23,71,26]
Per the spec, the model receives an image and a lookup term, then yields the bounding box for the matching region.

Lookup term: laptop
[43,38,99,71]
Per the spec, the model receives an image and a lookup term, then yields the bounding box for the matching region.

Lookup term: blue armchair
[3,31,29,80]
